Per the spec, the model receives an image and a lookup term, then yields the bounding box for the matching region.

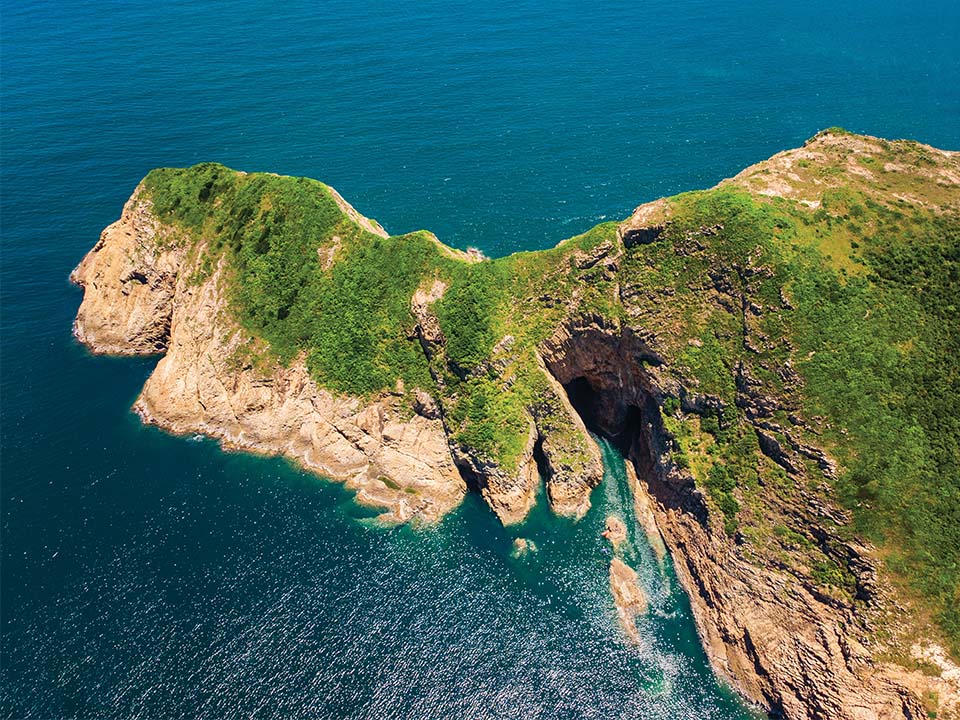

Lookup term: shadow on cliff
[541,321,708,525]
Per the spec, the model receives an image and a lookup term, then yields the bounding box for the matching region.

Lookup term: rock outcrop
[648,463,929,720]
[451,419,542,526]
[602,515,628,549]
[410,282,604,525]
[72,190,466,524]
[609,557,647,644]
[71,196,184,354]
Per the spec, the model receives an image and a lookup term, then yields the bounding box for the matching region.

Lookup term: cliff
[72,130,960,718]
[71,188,466,524]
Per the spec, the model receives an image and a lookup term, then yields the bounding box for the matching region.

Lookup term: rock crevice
[538,319,928,720]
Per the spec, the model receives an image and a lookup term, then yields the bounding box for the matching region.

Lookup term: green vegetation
[445,373,533,470]
[378,475,401,491]
[706,463,740,533]
[141,131,959,655]
[299,231,444,394]
[794,208,960,644]
[614,169,958,649]
[144,164,449,396]
[433,263,506,372]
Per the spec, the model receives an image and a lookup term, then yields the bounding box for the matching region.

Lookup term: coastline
[70,132,960,719]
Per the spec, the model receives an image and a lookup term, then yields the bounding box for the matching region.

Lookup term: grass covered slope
[144,164,451,394]
[624,181,959,651]
[140,130,959,656]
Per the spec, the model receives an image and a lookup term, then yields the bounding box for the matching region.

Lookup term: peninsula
[72,130,960,719]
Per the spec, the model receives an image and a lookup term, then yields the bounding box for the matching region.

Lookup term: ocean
[1,1,958,717]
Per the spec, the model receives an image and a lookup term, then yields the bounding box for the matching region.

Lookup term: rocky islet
[72,130,960,719]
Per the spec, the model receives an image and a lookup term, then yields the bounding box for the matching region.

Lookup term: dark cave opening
[532,435,550,486]
[453,458,484,495]
[559,370,696,517]
[562,376,655,471]
[563,377,603,433]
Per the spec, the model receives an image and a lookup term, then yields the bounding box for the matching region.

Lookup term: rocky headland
[72,130,960,719]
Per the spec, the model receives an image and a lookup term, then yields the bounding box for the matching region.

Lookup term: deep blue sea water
[2,1,958,718]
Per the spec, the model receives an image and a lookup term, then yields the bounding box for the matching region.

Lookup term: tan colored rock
[618,197,671,247]
[893,644,960,719]
[659,498,927,720]
[720,130,959,213]
[409,276,546,526]
[511,537,538,557]
[610,557,647,644]
[71,192,185,354]
[326,186,388,238]
[410,279,448,350]
[535,355,603,520]
[602,515,627,548]
[74,154,957,719]
[72,191,466,524]
[472,420,540,526]
[541,316,931,719]
[624,462,667,564]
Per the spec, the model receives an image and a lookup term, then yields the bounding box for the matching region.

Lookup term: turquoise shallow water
[2,1,958,717]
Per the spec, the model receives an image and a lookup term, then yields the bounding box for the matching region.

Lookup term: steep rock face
[540,317,670,442]
[72,189,466,524]
[452,419,542,526]
[539,319,927,720]
[71,194,185,354]
[652,460,927,720]
[531,359,604,519]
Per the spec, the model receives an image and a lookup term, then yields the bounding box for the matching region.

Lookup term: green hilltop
[141,130,959,655]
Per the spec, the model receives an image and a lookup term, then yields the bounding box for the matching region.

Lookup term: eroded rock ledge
[72,131,960,719]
